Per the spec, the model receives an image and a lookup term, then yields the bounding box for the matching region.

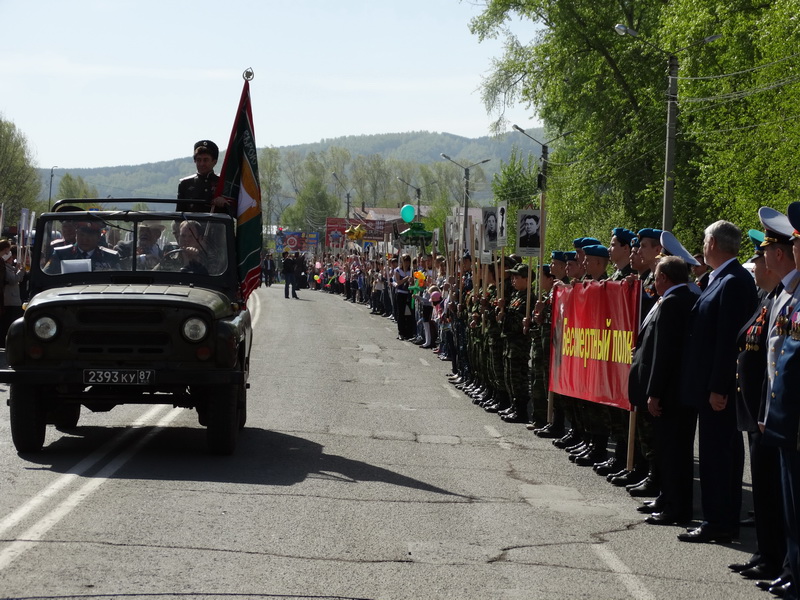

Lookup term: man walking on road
[282,251,298,299]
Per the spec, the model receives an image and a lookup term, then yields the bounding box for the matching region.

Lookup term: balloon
[400,204,415,223]
[314,275,320,281]
[338,274,346,284]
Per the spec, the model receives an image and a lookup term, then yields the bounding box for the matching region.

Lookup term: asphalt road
[0,284,766,600]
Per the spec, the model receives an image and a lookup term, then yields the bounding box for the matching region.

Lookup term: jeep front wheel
[9,384,46,453]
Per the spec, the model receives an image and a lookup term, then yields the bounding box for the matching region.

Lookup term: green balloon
[400,204,415,223]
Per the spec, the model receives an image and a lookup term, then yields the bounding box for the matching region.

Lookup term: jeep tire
[206,384,239,455]
[9,384,46,453]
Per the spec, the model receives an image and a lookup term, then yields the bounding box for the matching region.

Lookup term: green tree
[281,174,339,235]
[57,173,98,200]
[0,117,42,225]
[258,146,283,230]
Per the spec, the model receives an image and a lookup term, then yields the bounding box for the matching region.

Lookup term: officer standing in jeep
[177,140,230,214]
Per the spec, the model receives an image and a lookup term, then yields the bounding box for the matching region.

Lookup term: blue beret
[576,237,602,248]
[564,251,578,262]
[631,237,640,248]
[636,228,663,241]
[611,227,636,246]
[583,244,609,258]
[542,264,552,277]
[551,250,567,263]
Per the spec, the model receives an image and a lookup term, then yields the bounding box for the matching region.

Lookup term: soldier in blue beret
[583,244,610,281]
[609,228,635,281]
[550,251,569,282]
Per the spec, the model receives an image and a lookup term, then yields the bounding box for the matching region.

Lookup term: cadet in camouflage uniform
[483,258,518,413]
[527,264,556,430]
[497,262,532,423]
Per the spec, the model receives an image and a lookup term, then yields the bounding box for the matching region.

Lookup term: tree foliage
[0,116,42,225]
[57,173,99,200]
[471,0,800,256]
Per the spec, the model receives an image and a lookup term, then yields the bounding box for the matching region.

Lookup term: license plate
[83,369,154,385]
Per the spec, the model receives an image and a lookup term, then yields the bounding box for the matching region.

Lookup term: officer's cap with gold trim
[758,206,794,246]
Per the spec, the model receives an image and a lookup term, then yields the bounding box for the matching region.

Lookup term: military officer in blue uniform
[762,202,800,598]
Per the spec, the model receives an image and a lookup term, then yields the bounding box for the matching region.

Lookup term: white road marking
[442,383,460,398]
[0,407,181,571]
[483,425,513,449]
[419,357,429,366]
[592,544,656,600]
[0,405,169,538]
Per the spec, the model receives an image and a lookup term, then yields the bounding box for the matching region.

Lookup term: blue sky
[0,0,539,169]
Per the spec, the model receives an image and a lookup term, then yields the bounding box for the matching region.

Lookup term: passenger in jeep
[44,221,121,274]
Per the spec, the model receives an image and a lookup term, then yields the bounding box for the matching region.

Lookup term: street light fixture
[440,154,490,254]
[48,166,59,211]
[396,177,421,222]
[615,24,721,230]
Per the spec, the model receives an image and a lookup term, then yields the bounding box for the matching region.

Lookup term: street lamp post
[331,172,354,219]
[614,24,720,231]
[48,166,59,211]
[440,154,490,255]
[396,177,421,222]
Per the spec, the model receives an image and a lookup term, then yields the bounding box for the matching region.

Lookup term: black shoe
[729,557,761,572]
[498,406,515,417]
[677,524,734,544]
[567,441,588,454]
[756,576,788,592]
[628,476,659,497]
[569,445,593,463]
[607,469,630,484]
[739,564,781,581]
[593,457,620,476]
[611,468,647,488]
[500,412,527,423]
[484,403,503,413]
[553,431,579,449]
[575,447,608,467]
[637,498,663,514]
[768,580,793,597]
[645,511,692,526]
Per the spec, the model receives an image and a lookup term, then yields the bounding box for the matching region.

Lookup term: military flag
[216,78,262,302]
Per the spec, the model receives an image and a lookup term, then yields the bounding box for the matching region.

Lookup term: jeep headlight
[33,316,58,341]
[182,317,208,342]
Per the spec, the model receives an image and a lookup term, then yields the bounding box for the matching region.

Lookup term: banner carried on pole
[549,281,640,410]
[216,78,262,302]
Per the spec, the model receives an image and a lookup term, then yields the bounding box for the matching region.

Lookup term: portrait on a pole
[516,209,541,257]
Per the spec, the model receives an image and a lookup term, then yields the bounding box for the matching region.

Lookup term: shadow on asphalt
[17,425,468,499]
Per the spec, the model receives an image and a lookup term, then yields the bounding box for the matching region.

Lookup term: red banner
[325,217,385,245]
[549,280,640,410]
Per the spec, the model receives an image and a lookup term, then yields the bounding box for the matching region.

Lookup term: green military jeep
[1,199,253,455]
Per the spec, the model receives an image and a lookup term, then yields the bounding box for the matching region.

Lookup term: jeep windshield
[40,214,228,277]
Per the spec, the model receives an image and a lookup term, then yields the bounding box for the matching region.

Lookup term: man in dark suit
[732,222,791,581]
[45,221,120,274]
[629,256,698,525]
[678,220,758,543]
